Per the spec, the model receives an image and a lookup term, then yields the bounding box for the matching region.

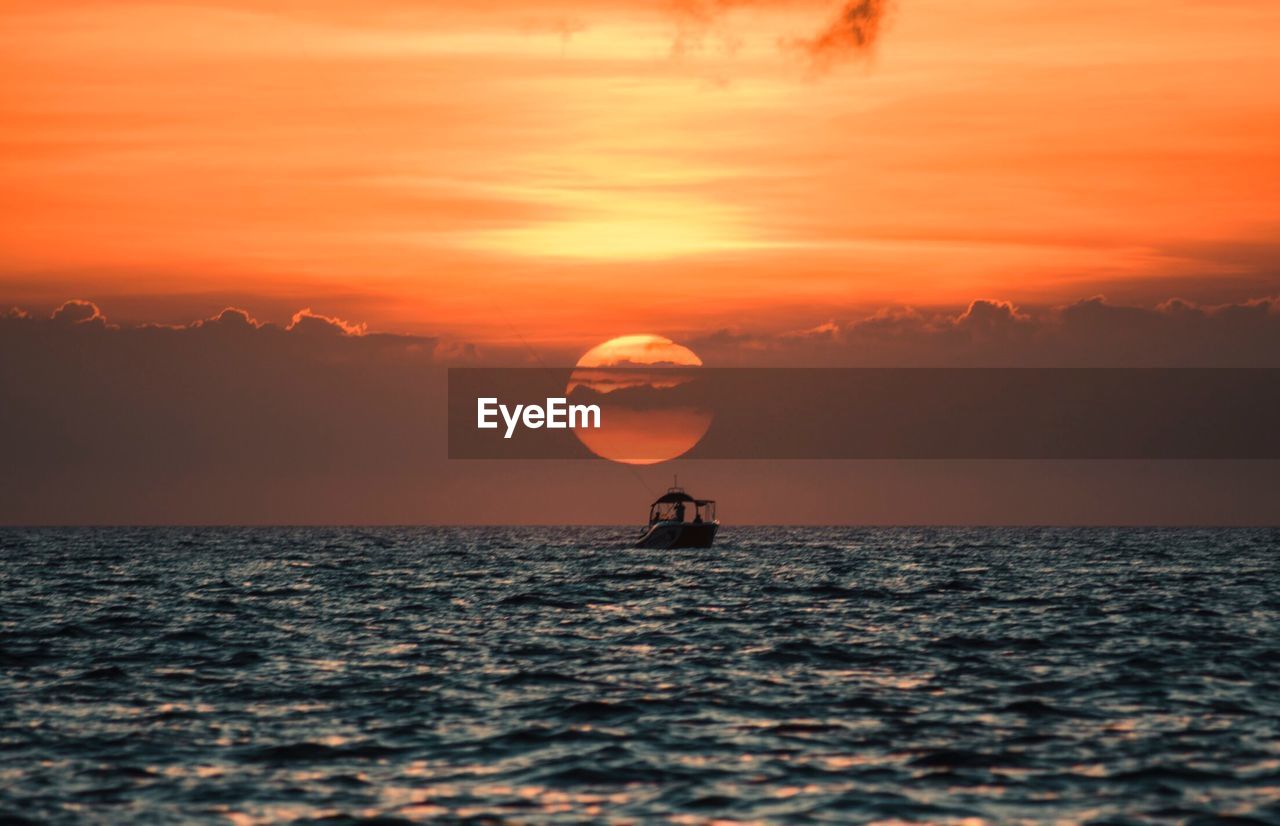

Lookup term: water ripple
[2,526,1279,824]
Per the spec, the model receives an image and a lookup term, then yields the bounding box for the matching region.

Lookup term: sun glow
[463,219,759,260]
[453,190,776,261]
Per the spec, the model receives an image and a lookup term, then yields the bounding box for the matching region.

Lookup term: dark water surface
[3,527,1279,825]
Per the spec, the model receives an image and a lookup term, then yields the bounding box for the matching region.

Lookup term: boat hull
[635,521,718,549]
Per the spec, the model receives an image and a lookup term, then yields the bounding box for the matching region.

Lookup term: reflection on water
[2,526,1279,824]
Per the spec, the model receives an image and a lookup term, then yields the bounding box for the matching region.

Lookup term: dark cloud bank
[691,296,1280,367]
[2,296,1278,525]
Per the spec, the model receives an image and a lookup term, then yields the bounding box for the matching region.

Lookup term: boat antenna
[622,464,657,498]
[673,474,678,489]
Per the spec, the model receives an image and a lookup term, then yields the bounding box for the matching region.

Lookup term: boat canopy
[648,486,716,524]
[650,491,715,507]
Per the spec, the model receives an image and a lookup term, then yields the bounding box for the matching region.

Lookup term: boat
[636,481,718,549]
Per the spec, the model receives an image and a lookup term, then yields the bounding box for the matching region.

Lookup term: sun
[567,334,712,465]
[574,333,703,368]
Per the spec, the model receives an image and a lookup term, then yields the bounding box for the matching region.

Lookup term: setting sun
[575,334,704,368]
[569,335,711,464]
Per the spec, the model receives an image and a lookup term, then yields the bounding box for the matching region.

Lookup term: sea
[2,527,1279,825]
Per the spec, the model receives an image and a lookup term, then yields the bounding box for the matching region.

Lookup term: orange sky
[3,0,1279,345]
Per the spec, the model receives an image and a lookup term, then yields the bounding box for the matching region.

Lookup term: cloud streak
[10,294,1280,369]
[688,295,1280,366]
[667,0,891,62]
[790,0,888,64]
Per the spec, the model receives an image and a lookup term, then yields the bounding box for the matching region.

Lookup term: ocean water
[2,527,1279,825]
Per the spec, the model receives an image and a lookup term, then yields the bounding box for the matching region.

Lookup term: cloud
[287,308,367,337]
[784,320,843,341]
[0,300,445,523]
[789,0,888,64]
[688,295,1280,366]
[198,307,263,330]
[665,0,890,64]
[955,298,1027,326]
[49,299,106,326]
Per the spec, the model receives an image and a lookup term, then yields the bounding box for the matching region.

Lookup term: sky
[3,0,1279,523]
[3,0,1280,346]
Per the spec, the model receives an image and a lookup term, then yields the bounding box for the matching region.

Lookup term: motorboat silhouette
[636,481,718,549]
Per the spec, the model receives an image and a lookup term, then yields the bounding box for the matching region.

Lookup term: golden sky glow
[3,0,1279,344]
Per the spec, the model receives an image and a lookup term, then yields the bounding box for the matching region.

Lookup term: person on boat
[674,501,686,522]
